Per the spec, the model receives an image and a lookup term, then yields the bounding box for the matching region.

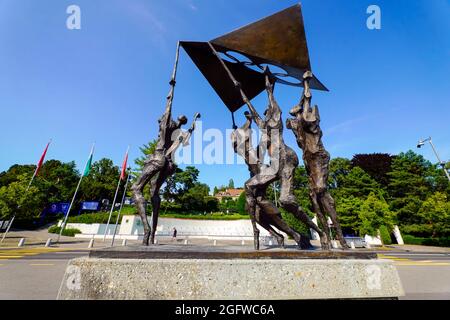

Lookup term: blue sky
[0,0,449,189]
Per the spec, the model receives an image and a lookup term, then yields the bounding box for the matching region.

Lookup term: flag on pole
[83,147,94,177]
[120,148,129,180]
[35,140,51,177]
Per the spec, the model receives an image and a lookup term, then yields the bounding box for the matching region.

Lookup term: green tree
[134,140,157,172]
[334,167,381,199]
[0,164,35,187]
[351,153,393,188]
[388,151,433,225]
[0,174,45,221]
[79,158,120,202]
[37,160,79,203]
[417,192,450,237]
[237,192,247,215]
[163,166,200,202]
[228,179,235,189]
[335,196,364,235]
[328,157,352,189]
[179,183,210,212]
[358,192,394,237]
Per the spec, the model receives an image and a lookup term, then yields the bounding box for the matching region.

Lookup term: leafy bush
[403,235,424,245]
[400,224,434,238]
[379,225,392,245]
[48,225,81,237]
[280,209,310,237]
[158,213,249,221]
[68,212,121,224]
[403,235,450,247]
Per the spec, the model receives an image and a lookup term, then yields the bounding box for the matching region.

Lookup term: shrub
[280,209,310,237]
[48,225,81,237]
[379,225,392,245]
[403,235,450,247]
[403,235,425,245]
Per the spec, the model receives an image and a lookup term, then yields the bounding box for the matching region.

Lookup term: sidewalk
[2,229,450,253]
[386,244,450,254]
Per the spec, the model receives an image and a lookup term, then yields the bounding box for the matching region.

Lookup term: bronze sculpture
[245,71,329,250]
[128,4,349,251]
[231,112,285,249]
[132,44,200,246]
[287,71,348,249]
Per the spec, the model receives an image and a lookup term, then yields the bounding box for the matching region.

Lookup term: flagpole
[111,170,131,247]
[57,143,95,243]
[1,140,52,243]
[103,146,129,241]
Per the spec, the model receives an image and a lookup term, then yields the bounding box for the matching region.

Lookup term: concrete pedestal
[57,246,404,300]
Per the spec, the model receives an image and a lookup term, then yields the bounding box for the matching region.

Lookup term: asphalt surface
[0,247,449,300]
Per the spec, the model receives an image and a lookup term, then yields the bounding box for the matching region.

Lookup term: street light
[417,137,450,182]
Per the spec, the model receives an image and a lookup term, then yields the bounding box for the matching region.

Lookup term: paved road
[0,248,449,300]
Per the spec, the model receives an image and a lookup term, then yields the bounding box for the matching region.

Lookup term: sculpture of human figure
[286,71,349,249]
[231,112,285,250]
[132,80,200,246]
[244,69,329,250]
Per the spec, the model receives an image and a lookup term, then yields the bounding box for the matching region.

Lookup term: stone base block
[58,257,404,300]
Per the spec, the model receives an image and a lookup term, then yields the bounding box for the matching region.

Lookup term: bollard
[332,240,339,249]
[88,239,94,249]
[241,240,245,246]
[184,239,189,245]
[18,238,25,247]
[122,239,127,246]
[213,240,217,246]
[45,238,52,248]
[269,240,273,246]
[350,242,356,250]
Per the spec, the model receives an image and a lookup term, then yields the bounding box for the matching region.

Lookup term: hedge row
[403,235,450,247]
[66,211,250,224]
[48,225,82,237]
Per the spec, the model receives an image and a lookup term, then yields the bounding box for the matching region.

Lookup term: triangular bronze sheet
[210,4,327,91]
[180,41,266,113]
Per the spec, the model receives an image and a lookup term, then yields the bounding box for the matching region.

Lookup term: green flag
[83,151,93,177]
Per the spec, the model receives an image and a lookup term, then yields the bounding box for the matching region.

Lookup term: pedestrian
[172,227,177,241]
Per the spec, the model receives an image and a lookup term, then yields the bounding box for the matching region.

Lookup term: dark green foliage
[351,153,393,187]
[134,140,157,173]
[403,235,450,247]
[48,225,81,237]
[79,158,121,202]
[280,209,310,236]
[379,225,392,245]
[237,192,246,215]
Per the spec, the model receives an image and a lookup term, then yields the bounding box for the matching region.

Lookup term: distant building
[214,188,244,202]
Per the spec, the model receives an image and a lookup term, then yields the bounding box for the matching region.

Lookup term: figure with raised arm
[231,112,285,250]
[287,71,349,249]
[132,44,201,246]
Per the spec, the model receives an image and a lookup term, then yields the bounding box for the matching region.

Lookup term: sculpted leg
[310,191,332,249]
[149,164,175,245]
[318,191,349,249]
[245,192,260,250]
[131,161,162,246]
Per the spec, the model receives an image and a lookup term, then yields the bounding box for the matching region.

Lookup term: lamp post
[417,137,450,182]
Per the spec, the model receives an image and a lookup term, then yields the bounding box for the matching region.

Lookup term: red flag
[35,141,51,176]
[120,149,129,180]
